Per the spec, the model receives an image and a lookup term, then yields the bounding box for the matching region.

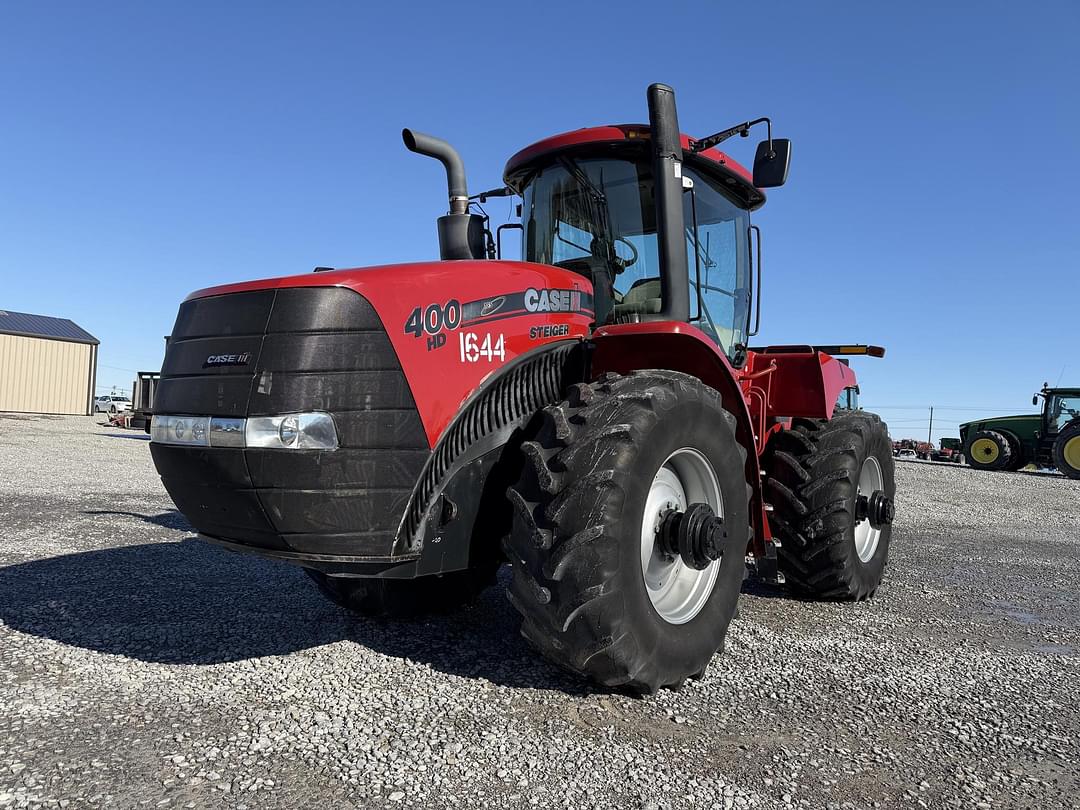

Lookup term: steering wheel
[611,237,639,273]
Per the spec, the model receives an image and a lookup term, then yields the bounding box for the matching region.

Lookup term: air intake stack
[646,83,691,323]
[402,129,486,260]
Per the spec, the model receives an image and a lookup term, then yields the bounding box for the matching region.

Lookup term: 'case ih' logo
[480,296,506,317]
[204,352,252,367]
[524,288,583,313]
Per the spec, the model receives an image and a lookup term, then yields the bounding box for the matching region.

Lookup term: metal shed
[0,309,99,415]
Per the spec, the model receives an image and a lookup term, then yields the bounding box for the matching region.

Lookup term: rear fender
[746,346,859,421]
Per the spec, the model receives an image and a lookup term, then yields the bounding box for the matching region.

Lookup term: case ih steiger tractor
[150,84,896,692]
[961,384,1080,478]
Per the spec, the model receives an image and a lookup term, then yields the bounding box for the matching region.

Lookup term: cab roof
[503,124,765,210]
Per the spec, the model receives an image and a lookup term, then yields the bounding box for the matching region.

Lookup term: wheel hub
[855,490,894,529]
[853,455,887,563]
[971,437,999,462]
[639,448,724,625]
[656,503,726,570]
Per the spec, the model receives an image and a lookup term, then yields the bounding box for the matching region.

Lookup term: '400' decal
[404,300,460,351]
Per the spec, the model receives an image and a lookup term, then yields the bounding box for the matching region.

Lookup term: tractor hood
[152,259,594,569]
[959,413,1041,441]
[182,260,595,447]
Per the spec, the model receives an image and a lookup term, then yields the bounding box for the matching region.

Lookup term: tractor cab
[402,86,790,369]
[1039,386,1080,434]
[502,119,785,367]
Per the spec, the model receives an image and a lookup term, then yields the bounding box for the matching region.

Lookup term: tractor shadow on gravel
[0,520,595,693]
[739,578,803,600]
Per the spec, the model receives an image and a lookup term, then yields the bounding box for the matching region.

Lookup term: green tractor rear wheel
[964,430,1012,471]
[1052,424,1080,480]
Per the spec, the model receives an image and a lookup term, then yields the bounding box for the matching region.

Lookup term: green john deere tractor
[960,385,1080,478]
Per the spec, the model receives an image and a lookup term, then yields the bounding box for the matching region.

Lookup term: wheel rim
[854,455,884,563]
[970,437,999,463]
[1064,436,1080,470]
[639,448,723,625]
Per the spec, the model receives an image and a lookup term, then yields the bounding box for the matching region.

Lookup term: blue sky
[2,2,1077,441]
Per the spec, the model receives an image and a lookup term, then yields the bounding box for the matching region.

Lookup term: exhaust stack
[646,83,690,323]
[402,129,485,260]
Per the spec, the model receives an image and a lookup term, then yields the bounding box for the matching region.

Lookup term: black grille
[399,342,580,548]
[153,286,430,559]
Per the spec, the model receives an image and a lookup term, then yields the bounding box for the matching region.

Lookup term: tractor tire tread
[763,411,894,601]
[1052,422,1080,480]
[504,370,748,693]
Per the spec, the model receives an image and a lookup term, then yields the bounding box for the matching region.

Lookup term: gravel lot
[1,414,1078,809]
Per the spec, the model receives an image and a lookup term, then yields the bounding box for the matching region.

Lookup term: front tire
[1053,423,1080,480]
[1000,432,1027,471]
[964,429,1012,471]
[763,411,896,600]
[504,371,750,693]
[306,563,499,618]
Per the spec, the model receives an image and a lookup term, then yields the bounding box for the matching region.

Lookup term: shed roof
[0,309,99,345]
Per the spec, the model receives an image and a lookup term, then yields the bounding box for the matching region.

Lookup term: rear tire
[306,563,499,618]
[1052,423,1080,480]
[964,429,1012,471]
[763,411,896,601]
[1000,432,1027,470]
[504,371,750,693]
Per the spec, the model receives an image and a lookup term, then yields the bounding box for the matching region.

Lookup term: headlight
[245,413,338,450]
[151,415,210,446]
[151,412,338,450]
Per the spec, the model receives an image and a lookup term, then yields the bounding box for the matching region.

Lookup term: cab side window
[682,169,751,360]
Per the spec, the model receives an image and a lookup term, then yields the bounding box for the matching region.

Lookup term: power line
[866,405,1023,412]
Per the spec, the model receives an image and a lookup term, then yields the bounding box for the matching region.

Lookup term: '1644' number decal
[459,332,506,363]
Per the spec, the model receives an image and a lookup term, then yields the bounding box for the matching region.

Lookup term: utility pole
[928,406,934,446]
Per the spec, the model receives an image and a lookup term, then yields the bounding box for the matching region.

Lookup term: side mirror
[1033,394,1040,406]
[753,138,792,188]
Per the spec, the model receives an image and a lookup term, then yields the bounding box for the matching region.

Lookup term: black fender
[398,339,589,575]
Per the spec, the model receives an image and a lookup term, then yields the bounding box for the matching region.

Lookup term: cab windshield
[520,156,751,362]
[1048,393,1080,430]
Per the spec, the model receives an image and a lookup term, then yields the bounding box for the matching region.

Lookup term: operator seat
[612,277,737,355]
[613,277,662,321]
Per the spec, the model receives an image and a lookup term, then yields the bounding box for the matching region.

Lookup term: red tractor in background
[894,438,934,460]
[149,84,896,693]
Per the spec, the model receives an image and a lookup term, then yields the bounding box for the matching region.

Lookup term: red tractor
[149,84,895,692]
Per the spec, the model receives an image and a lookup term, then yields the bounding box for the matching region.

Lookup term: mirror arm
[691,117,772,155]
[471,186,514,203]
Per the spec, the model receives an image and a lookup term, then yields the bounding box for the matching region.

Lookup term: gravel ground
[1,414,1078,809]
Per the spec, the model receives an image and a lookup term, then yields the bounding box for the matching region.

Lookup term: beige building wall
[0,333,94,415]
